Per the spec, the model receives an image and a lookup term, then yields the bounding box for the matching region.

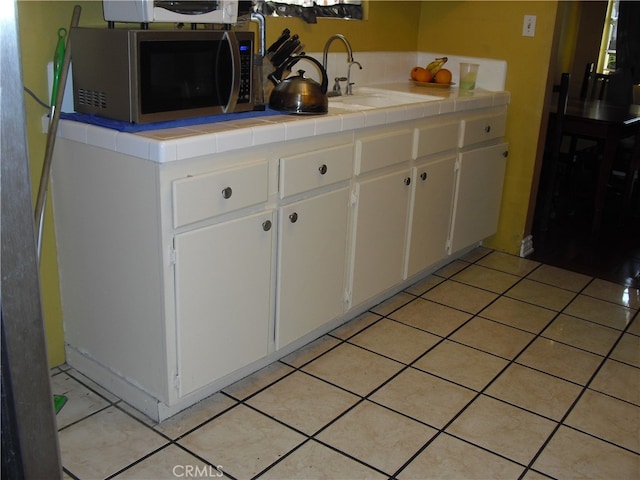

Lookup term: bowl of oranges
[410,57,455,88]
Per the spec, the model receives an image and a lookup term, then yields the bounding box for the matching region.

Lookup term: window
[599,0,618,73]
[254,0,362,23]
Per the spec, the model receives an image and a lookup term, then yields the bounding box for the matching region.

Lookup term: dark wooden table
[562,99,640,230]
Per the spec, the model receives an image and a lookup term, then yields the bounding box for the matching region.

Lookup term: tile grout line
[241,253,570,478]
[163,265,639,479]
[390,256,591,478]
[518,289,640,479]
[58,249,640,479]
[228,263,478,479]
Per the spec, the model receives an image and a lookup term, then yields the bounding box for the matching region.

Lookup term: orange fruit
[411,66,432,83]
[433,68,452,84]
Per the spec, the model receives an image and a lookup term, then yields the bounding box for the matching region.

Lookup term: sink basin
[328,88,442,111]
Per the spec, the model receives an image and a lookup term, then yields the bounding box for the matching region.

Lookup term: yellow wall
[18,1,558,367]
[18,1,106,368]
[418,1,559,255]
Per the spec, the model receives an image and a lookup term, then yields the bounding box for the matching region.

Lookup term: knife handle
[266,28,291,55]
[271,35,299,67]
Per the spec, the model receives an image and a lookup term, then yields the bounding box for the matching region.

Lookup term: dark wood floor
[529,175,640,289]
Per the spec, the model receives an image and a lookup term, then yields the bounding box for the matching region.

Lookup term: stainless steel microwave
[70,28,255,124]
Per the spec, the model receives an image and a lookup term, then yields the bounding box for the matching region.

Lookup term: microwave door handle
[223,30,240,113]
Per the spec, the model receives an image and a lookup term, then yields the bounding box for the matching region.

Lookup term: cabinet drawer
[279,144,353,198]
[173,161,268,228]
[459,111,507,148]
[355,129,413,175]
[414,121,459,158]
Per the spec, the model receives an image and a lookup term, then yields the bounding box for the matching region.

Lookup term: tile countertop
[56,83,510,164]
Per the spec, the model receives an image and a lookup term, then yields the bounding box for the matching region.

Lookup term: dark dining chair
[610,87,640,217]
[562,63,610,204]
[615,131,640,214]
[580,62,610,100]
[537,73,570,231]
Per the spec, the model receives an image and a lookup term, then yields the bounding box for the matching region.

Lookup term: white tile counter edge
[55,51,509,164]
[57,90,510,163]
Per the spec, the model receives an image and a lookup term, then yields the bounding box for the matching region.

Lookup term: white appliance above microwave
[103,0,240,24]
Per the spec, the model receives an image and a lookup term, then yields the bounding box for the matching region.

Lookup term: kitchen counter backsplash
[309,52,507,92]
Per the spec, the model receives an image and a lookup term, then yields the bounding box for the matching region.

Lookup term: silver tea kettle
[269,55,328,115]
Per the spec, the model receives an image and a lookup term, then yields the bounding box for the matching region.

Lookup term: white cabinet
[404,119,460,278]
[449,109,509,254]
[278,144,353,199]
[350,168,412,308]
[405,155,457,278]
[355,128,413,175]
[276,143,353,348]
[171,159,273,396]
[349,128,414,308]
[277,188,350,348]
[52,98,509,421]
[458,110,507,148]
[174,210,274,396]
[172,162,269,228]
[449,142,508,253]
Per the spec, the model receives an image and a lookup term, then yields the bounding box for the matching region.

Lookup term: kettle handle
[282,54,329,94]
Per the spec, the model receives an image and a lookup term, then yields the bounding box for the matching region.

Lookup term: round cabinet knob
[318,164,328,175]
[404,177,411,186]
[289,212,298,223]
[485,125,492,133]
[262,220,272,231]
[503,150,509,157]
[221,187,233,199]
[420,172,428,181]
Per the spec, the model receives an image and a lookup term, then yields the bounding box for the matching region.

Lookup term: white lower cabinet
[350,168,412,308]
[174,210,274,396]
[276,187,350,348]
[52,102,509,421]
[449,142,509,253]
[405,155,457,278]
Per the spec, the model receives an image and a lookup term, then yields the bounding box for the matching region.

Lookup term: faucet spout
[346,60,363,95]
[322,33,354,70]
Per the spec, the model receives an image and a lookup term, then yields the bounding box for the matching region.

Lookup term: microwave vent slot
[77,88,107,110]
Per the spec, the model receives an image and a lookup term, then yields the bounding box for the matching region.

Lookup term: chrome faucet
[323,34,361,95]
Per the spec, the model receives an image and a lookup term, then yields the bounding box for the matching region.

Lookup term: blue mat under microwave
[60,108,285,133]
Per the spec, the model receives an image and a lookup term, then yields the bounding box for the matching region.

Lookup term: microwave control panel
[238,38,253,104]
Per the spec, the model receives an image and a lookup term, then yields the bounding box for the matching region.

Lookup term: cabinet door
[405,155,457,278]
[449,142,508,254]
[174,211,274,396]
[277,187,350,348]
[350,169,412,308]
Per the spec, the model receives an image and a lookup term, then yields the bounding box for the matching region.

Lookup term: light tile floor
[53,248,640,479]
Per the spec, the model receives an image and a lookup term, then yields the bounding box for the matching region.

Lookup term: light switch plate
[523,15,536,37]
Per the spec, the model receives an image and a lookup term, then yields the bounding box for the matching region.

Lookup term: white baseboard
[520,235,534,257]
